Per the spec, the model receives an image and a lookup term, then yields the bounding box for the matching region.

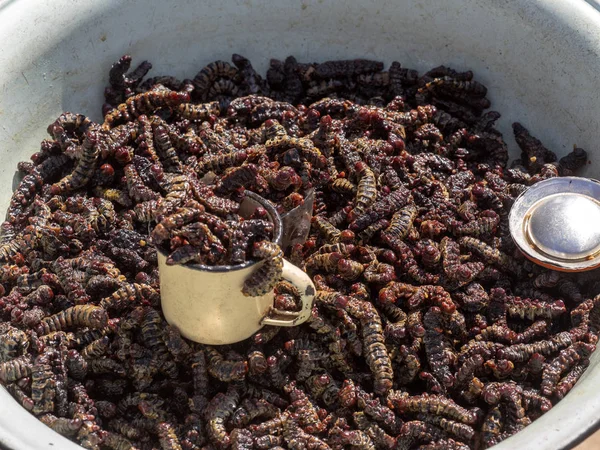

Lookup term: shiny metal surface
[510,177,600,271]
[525,193,600,260]
[280,188,314,252]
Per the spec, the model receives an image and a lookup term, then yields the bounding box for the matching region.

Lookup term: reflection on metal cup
[280,188,315,252]
[157,191,315,345]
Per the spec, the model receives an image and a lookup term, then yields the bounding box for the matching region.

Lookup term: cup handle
[260,259,315,327]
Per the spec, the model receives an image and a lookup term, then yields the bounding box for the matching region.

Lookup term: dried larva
[388,391,479,425]
[152,124,183,173]
[540,342,595,396]
[0,355,34,383]
[196,150,249,177]
[103,88,190,129]
[242,241,284,297]
[350,187,412,232]
[177,101,220,121]
[103,431,138,450]
[124,164,160,203]
[50,130,100,194]
[350,162,378,220]
[205,387,240,448]
[5,383,35,411]
[37,306,108,336]
[80,336,111,360]
[39,414,82,437]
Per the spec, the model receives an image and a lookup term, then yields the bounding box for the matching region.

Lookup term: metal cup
[157,191,315,345]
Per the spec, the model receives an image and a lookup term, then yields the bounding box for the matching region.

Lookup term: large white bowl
[1,0,600,448]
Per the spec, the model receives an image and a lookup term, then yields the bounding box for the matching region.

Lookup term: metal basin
[1,0,600,448]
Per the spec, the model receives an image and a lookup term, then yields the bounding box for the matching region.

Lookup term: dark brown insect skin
[177,101,221,121]
[37,306,108,336]
[206,347,248,382]
[350,161,378,221]
[152,124,183,173]
[103,88,191,129]
[193,60,239,100]
[242,241,284,297]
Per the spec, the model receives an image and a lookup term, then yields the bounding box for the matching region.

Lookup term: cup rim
[509,176,600,272]
[279,187,315,219]
[156,190,283,273]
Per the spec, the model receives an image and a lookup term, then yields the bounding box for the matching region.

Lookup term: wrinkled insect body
[331,177,357,195]
[151,207,206,243]
[512,122,557,172]
[178,101,221,121]
[558,146,588,175]
[540,342,595,396]
[346,299,394,395]
[103,432,136,450]
[0,328,30,362]
[0,355,33,383]
[350,187,412,232]
[103,88,190,128]
[156,422,182,450]
[215,164,260,196]
[242,241,284,297]
[31,352,57,414]
[506,297,566,321]
[37,305,108,336]
[205,388,241,447]
[5,383,34,411]
[153,124,183,173]
[424,309,458,387]
[189,179,240,216]
[381,204,418,243]
[193,60,239,98]
[195,150,248,176]
[206,347,248,382]
[555,363,588,400]
[94,187,132,207]
[51,130,100,194]
[81,336,111,360]
[351,162,378,220]
[124,164,160,203]
[132,199,161,222]
[440,237,485,284]
[388,391,479,425]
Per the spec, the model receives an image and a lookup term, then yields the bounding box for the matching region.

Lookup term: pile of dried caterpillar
[0,53,596,450]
